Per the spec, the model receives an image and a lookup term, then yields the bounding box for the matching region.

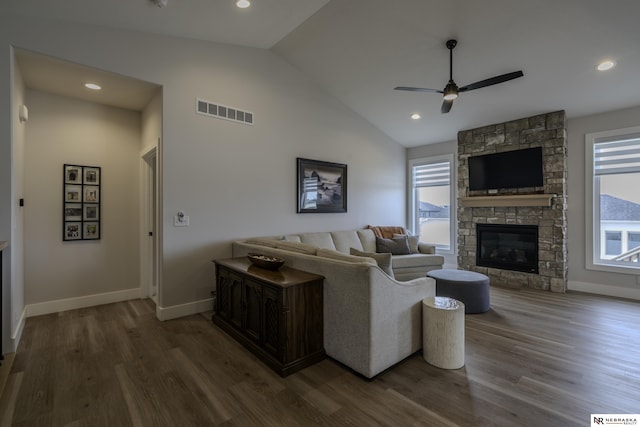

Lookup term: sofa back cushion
[317,248,375,265]
[331,230,364,253]
[299,232,337,250]
[357,229,377,252]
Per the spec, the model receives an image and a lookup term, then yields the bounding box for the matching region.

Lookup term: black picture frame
[297,158,347,213]
[63,164,101,241]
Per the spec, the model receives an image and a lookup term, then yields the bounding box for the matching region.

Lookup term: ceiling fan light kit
[395,39,524,113]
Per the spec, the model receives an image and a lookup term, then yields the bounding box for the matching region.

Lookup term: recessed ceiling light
[597,60,615,71]
[84,83,102,90]
[236,0,250,8]
[410,113,421,120]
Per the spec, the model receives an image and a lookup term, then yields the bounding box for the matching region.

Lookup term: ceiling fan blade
[394,86,443,94]
[441,99,453,114]
[459,71,523,92]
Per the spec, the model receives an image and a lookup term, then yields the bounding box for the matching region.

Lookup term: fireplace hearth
[476,224,539,274]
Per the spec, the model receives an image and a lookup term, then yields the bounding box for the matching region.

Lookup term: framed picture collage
[63,164,101,241]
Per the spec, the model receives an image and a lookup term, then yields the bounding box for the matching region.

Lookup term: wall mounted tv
[468,147,544,191]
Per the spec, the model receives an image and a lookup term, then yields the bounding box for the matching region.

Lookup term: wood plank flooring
[1,287,639,426]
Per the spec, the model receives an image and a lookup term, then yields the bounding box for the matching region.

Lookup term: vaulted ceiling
[9,0,640,146]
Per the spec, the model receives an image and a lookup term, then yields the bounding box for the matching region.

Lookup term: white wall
[23,90,141,306]
[8,49,26,352]
[567,105,640,299]
[0,15,406,323]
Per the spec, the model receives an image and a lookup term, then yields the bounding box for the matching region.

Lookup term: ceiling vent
[196,98,253,126]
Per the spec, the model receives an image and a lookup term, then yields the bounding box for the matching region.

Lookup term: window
[604,231,622,256]
[586,126,640,271]
[409,155,455,252]
[628,232,640,251]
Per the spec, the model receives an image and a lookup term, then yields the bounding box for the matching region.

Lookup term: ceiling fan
[394,39,523,114]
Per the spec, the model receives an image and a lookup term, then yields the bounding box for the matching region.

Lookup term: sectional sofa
[230,228,444,378]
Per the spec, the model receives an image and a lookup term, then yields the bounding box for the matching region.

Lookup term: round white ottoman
[422,296,465,369]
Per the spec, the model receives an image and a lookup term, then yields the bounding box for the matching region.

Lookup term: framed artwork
[296,158,347,213]
[84,167,100,185]
[83,186,99,203]
[83,222,100,240]
[63,164,101,241]
[83,205,99,221]
[65,165,82,184]
[64,222,82,241]
[64,185,82,202]
[64,203,82,221]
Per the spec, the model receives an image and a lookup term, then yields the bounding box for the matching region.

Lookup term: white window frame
[585,126,640,273]
[408,154,456,254]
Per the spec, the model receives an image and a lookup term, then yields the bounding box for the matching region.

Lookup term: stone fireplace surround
[457,111,568,292]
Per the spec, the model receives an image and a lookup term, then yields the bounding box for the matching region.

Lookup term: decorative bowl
[247,253,285,270]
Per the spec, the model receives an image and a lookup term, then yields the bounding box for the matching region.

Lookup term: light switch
[174,211,189,227]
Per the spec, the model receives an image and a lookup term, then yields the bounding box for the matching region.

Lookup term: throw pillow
[393,233,420,253]
[350,248,394,278]
[376,236,411,255]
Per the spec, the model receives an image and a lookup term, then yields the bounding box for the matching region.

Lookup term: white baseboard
[10,308,26,352]
[568,280,640,301]
[156,298,213,321]
[25,288,142,318]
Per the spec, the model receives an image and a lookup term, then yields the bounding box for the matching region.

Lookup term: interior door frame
[141,146,159,303]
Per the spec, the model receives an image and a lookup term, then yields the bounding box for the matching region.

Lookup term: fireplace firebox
[476,224,539,274]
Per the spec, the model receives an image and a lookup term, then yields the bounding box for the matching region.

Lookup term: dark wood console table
[212,257,325,377]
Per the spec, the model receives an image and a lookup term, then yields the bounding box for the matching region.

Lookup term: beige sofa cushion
[299,232,337,250]
[350,248,394,278]
[331,230,364,253]
[357,229,377,252]
[392,253,443,268]
[317,248,375,265]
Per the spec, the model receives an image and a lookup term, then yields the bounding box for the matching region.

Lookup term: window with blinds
[413,161,451,187]
[588,128,640,269]
[410,156,454,252]
[594,133,640,176]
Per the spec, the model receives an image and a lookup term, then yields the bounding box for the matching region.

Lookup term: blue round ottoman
[427,269,490,314]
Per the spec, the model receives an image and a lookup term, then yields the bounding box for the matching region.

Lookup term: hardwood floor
[1,287,638,426]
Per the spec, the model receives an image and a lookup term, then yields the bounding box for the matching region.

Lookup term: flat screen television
[468,147,544,191]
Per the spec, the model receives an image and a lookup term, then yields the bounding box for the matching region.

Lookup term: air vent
[196,98,253,125]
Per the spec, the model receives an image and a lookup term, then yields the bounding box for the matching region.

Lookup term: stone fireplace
[457,111,568,292]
